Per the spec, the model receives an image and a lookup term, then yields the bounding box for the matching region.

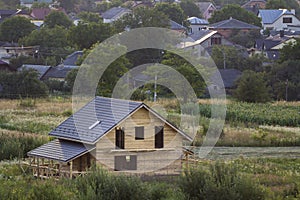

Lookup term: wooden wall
[95,107,188,173]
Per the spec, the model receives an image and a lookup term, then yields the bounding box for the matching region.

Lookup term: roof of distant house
[196,2,215,14]
[187,17,209,25]
[170,20,186,30]
[189,29,215,41]
[242,0,266,8]
[259,9,295,24]
[209,17,260,29]
[63,51,83,66]
[210,69,242,88]
[20,64,51,79]
[42,65,78,79]
[101,7,131,19]
[30,8,52,20]
[21,0,53,4]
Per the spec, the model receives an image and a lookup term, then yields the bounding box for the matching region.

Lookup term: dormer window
[283,17,292,23]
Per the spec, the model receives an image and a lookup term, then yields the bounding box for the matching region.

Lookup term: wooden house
[27,97,192,178]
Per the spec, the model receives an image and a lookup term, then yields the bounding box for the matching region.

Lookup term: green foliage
[0,69,48,99]
[77,11,102,23]
[65,68,78,90]
[179,0,201,18]
[0,16,35,43]
[44,11,73,29]
[20,26,73,65]
[113,7,170,32]
[74,168,146,200]
[230,29,262,48]
[198,102,300,127]
[154,3,186,24]
[68,21,113,49]
[0,0,19,9]
[9,55,45,70]
[268,60,300,101]
[234,70,271,103]
[180,162,265,200]
[0,134,47,161]
[279,38,300,62]
[209,4,261,27]
[31,2,50,8]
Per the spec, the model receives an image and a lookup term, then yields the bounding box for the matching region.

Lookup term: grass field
[0,97,299,199]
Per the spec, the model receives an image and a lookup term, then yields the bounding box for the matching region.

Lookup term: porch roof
[27,139,95,163]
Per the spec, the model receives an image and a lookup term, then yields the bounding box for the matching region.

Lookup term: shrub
[179,162,265,200]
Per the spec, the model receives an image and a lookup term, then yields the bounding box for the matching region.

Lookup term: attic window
[89,121,101,130]
[283,17,292,23]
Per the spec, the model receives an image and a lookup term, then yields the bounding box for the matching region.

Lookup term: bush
[179,162,265,200]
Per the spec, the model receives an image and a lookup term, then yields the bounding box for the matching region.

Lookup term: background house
[187,17,209,34]
[242,0,266,14]
[179,30,232,57]
[19,64,51,79]
[209,17,260,38]
[101,7,132,23]
[20,0,53,8]
[28,97,192,178]
[208,69,242,95]
[196,2,216,20]
[258,9,300,31]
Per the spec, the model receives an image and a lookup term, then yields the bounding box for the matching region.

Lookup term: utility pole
[154,74,157,102]
[285,79,288,101]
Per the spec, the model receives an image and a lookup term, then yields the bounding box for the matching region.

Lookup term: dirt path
[192,146,300,160]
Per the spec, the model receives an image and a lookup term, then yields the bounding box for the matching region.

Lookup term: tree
[44,11,73,29]
[0,69,48,98]
[266,0,299,9]
[179,0,201,18]
[57,0,78,12]
[234,70,271,103]
[31,2,50,8]
[230,29,262,48]
[77,11,102,23]
[154,3,186,24]
[68,21,113,49]
[113,7,170,32]
[20,26,74,65]
[209,4,261,27]
[279,38,300,62]
[0,16,35,43]
[0,0,19,9]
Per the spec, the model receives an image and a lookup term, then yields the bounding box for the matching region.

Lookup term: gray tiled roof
[42,65,78,79]
[101,7,131,19]
[259,9,294,24]
[49,96,143,144]
[63,51,83,66]
[27,139,94,162]
[210,18,260,29]
[170,20,186,30]
[20,64,51,79]
[210,69,242,88]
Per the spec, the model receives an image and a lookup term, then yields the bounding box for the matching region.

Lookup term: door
[114,155,137,171]
[155,126,164,148]
[115,129,124,149]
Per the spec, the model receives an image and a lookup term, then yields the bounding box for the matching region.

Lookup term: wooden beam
[69,161,73,179]
[37,158,40,178]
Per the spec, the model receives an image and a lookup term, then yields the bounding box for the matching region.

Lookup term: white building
[258,9,300,31]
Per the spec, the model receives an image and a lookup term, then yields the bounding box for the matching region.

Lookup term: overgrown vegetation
[0,159,299,199]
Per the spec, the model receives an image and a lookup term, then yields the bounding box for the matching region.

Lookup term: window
[211,37,221,45]
[135,126,144,140]
[155,126,164,148]
[114,155,137,171]
[283,17,292,23]
[115,128,124,149]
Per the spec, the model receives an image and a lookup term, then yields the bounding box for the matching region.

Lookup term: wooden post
[58,163,61,178]
[69,161,73,179]
[37,157,40,178]
[50,160,53,177]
